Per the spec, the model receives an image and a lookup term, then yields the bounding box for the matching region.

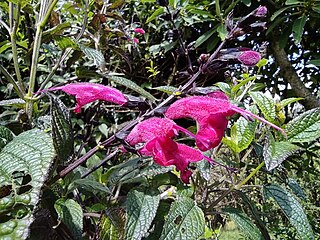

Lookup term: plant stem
[234,161,265,190]
[9,3,25,95]
[0,65,25,99]
[26,0,58,118]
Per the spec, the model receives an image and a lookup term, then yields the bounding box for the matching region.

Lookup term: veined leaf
[250,92,276,123]
[50,94,74,163]
[292,15,307,44]
[264,184,314,240]
[263,133,300,171]
[286,108,320,142]
[223,207,263,240]
[0,99,25,108]
[55,199,83,240]
[287,178,306,201]
[125,189,160,240]
[0,129,55,239]
[79,44,105,67]
[0,126,14,150]
[99,215,121,240]
[70,179,111,195]
[107,74,157,102]
[235,116,257,152]
[152,86,179,95]
[159,197,205,240]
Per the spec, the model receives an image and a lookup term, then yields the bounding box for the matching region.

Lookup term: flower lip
[134,28,145,34]
[47,83,128,113]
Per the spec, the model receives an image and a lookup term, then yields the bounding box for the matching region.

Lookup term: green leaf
[107,74,157,102]
[54,36,77,50]
[7,0,30,8]
[152,86,179,95]
[0,129,55,239]
[264,184,314,240]
[99,215,121,240]
[159,197,205,240]
[50,94,74,163]
[237,192,271,240]
[287,178,306,201]
[79,44,105,67]
[292,15,307,44]
[231,76,255,95]
[215,82,231,95]
[270,6,292,21]
[263,133,300,171]
[194,28,216,48]
[256,58,268,68]
[55,198,83,240]
[285,0,303,5]
[125,189,160,240]
[0,99,25,107]
[223,207,263,240]
[241,0,251,7]
[250,92,276,123]
[307,59,320,66]
[280,97,304,107]
[70,179,112,195]
[0,126,14,150]
[217,23,228,41]
[146,7,165,23]
[234,116,257,152]
[286,108,320,142]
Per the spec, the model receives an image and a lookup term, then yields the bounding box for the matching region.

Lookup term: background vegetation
[0,0,319,239]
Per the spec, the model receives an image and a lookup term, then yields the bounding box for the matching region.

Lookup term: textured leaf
[159,197,205,240]
[50,94,74,163]
[224,207,263,240]
[54,36,77,50]
[79,44,105,66]
[287,178,306,200]
[125,189,160,240]
[107,74,157,102]
[250,92,276,123]
[55,198,83,240]
[0,129,55,239]
[152,86,179,95]
[217,23,228,41]
[286,108,320,142]
[234,116,257,152]
[70,179,111,195]
[263,133,300,171]
[264,184,314,240]
[0,99,25,107]
[0,126,14,150]
[292,15,307,44]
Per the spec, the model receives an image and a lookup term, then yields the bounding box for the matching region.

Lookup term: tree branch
[270,39,320,109]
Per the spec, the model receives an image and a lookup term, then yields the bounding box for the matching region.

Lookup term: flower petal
[48,83,127,112]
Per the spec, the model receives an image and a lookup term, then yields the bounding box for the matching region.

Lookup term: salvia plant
[0,0,319,239]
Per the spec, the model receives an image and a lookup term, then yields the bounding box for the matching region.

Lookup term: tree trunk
[270,39,320,110]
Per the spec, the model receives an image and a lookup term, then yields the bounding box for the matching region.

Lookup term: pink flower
[165,91,286,151]
[145,136,204,183]
[133,38,139,44]
[134,28,145,35]
[218,48,261,66]
[254,6,268,17]
[125,117,209,183]
[238,50,261,66]
[48,83,127,113]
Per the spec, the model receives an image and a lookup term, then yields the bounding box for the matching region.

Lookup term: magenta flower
[48,83,127,113]
[134,28,145,35]
[238,50,261,66]
[133,37,139,44]
[165,92,286,151]
[219,49,261,66]
[125,117,209,183]
[145,136,204,183]
[254,6,268,17]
